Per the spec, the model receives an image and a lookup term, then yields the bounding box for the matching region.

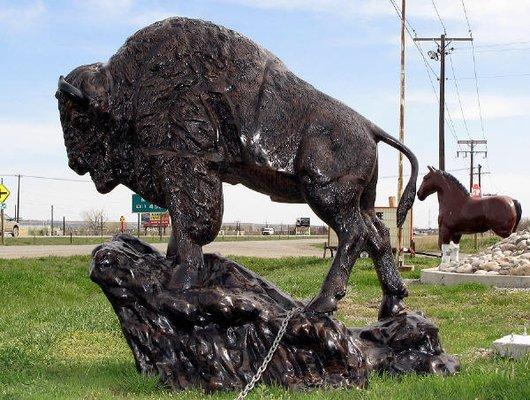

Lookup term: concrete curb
[420,267,530,288]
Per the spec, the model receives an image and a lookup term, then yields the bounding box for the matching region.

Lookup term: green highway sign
[131,194,167,213]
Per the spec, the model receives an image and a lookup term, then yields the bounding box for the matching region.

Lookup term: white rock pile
[439,230,530,276]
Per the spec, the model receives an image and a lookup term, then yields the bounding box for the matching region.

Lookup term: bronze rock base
[90,235,458,392]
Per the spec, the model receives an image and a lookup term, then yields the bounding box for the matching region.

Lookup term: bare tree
[82,209,108,236]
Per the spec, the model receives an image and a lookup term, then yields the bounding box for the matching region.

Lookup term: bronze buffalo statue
[56,17,418,317]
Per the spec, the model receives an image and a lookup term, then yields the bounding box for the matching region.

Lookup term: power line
[0,174,91,183]
[459,0,497,194]
[460,0,486,141]
[387,0,463,153]
[448,54,471,139]
[455,46,530,53]
[447,72,530,80]
[431,0,447,34]
[471,40,530,48]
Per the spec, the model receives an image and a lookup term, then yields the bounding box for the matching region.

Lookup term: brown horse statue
[417,166,522,262]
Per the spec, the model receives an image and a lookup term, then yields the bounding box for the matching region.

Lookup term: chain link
[234,306,302,400]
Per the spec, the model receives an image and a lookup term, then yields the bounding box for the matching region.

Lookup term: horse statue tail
[372,126,419,227]
[513,199,522,232]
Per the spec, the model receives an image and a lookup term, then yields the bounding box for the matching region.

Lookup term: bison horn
[58,76,87,103]
[428,165,436,172]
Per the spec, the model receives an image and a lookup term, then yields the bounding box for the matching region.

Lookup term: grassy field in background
[0,255,529,399]
[2,234,324,246]
[414,234,501,254]
[312,234,500,254]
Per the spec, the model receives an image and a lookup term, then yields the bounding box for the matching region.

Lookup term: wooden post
[396,0,406,267]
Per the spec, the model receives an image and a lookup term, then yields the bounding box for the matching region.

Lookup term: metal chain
[234,306,302,400]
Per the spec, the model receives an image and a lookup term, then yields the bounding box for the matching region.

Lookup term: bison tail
[372,126,419,228]
[513,199,522,232]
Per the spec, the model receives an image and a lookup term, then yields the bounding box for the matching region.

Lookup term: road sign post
[0,208,3,245]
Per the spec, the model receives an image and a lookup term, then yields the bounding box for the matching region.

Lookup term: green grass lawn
[2,234,323,246]
[0,255,528,399]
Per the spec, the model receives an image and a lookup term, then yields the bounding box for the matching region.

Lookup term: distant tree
[82,209,108,236]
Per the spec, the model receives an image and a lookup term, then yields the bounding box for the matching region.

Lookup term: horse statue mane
[439,170,469,196]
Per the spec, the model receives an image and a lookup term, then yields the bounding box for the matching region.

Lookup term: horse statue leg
[439,227,452,264]
[449,234,462,263]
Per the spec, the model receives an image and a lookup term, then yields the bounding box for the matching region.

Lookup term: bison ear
[58,76,88,104]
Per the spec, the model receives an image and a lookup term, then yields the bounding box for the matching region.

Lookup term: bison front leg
[164,163,224,290]
[167,228,205,290]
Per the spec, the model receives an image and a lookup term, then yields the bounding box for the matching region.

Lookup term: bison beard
[55,17,456,392]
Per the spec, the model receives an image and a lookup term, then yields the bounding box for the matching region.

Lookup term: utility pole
[63,216,66,236]
[16,174,20,222]
[396,0,406,267]
[457,140,487,252]
[414,34,473,171]
[50,205,54,236]
[456,139,487,191]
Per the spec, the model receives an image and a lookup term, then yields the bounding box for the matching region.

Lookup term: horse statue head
[417,166,470,201]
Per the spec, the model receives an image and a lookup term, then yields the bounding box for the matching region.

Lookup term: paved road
[0,238,325,259]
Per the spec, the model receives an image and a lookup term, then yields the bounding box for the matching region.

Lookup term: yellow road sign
[0,184,10,203]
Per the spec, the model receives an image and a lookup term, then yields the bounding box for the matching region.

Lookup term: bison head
[56,63,124,194]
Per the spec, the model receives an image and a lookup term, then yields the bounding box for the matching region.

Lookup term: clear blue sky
[1,0,529,226]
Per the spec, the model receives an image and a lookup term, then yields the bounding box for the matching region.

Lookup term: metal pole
[1,208,4,245]
[439,34,446,171]
[396,0,406,265]
[63,216,66,236]
[137,213,140,237]
[16,174,20,222]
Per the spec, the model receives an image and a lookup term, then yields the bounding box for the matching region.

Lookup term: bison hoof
[378,294,406,320]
